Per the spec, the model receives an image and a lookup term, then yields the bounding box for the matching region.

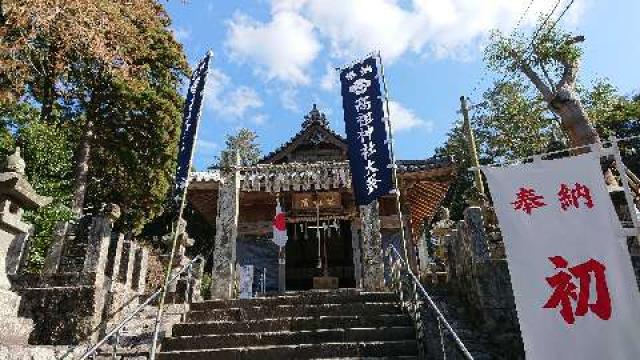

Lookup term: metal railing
[384,245,473,360]
[70,255,204,360]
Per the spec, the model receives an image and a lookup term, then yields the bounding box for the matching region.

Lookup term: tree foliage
[0,0,189,232]
[214,128,262,169]
[0,1,190,271]
[438,78,640,220]
[485,21,598,147]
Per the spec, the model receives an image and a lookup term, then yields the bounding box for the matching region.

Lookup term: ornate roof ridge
[260,104,346,163]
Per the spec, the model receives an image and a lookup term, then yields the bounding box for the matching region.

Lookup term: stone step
[187,302,402,322]
[163,327,416,351]
[173,314,412,337]
[192,291,398,310]
[314,358,418,360]
[157,340,418,360]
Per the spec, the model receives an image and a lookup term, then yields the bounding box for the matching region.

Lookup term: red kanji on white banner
[483,153,640,359]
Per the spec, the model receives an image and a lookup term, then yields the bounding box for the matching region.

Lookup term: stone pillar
[463,206,490,264]
[118,240,137,289]
[133,247,149,293]
[211,169,240,299]
[42,222,69,275]
[350,222,363,288]
[359,200,384,291]
[0,148,50,345]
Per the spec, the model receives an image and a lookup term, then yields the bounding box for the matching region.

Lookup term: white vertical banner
[483,153,640,360]
[239,265,254,299]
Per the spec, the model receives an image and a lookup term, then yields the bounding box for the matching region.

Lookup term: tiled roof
[397,156,455,173]
[260,104,346,163]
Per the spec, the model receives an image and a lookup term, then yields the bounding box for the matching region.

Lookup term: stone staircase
[157,289,419,359]
[427,287,495,360]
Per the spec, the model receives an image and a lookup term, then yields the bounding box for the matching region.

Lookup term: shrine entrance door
[285,219,355,290]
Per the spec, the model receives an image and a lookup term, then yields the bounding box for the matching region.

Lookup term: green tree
[485,22,599,147]
[0,0,189,231]
[214,128,262,169]
[473,80,558,161]
[438,78,640,219]
[0,0,189,222]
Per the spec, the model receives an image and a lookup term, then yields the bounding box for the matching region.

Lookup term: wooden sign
[292,192,341,210]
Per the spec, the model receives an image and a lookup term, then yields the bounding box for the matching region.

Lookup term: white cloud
[320,64,338,91]
[223,87,264,118]
[204,67,264,120]
[252,113,268,125]
[279,87,300,112]
[305,0,583,62]
[226,11,321,84]
[170,26,191,42]
[197,140,219,150]
[387,100,433,133]
[226,0,586,84]
[195,139,219,160]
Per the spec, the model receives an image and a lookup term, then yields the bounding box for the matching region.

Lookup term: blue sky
[164,0,640,170]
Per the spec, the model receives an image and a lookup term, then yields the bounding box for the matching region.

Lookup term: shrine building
[187,105,456,298]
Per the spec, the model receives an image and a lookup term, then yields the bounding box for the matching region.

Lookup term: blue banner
[340,56,393,206]
[173,52,212,206]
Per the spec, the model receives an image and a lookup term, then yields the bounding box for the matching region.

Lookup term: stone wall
[444,207,525,359]
[13,214,151,345]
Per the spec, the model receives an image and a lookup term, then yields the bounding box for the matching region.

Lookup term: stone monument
[0,148,50,345]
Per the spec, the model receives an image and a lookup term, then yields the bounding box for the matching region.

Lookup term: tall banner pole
[150,51,213,359]
[377,51,408,261]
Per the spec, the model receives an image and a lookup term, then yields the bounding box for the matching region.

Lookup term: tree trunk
[549,85,600,148]
[71,119,93,216]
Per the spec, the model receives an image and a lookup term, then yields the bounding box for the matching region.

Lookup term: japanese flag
[483,153,640,360]
[272,200,288,248]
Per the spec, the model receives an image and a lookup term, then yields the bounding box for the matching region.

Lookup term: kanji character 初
[360,64,373,76]
[354,96,371,112]
[356,112,373,127]
[543,256,612,325]
[512,187,547,215]
[558,183,594,211]
[349,78,371,96]
[345,70,357,81]
[357,125,374,143]
[366,175,381,195]
[360,141,377,160]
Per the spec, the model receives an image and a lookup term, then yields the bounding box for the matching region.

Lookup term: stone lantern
[0,148,50,344]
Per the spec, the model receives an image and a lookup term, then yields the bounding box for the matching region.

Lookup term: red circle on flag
[273,213,286,231]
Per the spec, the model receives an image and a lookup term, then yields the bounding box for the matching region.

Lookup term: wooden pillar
[210,169,240,299]
[359,200,384,291]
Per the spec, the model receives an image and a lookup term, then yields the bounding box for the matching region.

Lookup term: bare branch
[556,36,584,90]
[557,57,579,91]
[509,49,554,101]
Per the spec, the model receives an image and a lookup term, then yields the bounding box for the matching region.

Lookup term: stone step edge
[176,314,410,326]
[166,326,416,340]
[189,302,401,312]
[198,294,397,303]
[159,340,417,354]
[314,358,417,360]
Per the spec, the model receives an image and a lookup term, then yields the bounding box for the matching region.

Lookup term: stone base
[0,344,82,360]
[312,276,339,289]
[0,289,33,345]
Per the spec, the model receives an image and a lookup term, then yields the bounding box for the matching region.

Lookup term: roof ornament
[302,104,330,129]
